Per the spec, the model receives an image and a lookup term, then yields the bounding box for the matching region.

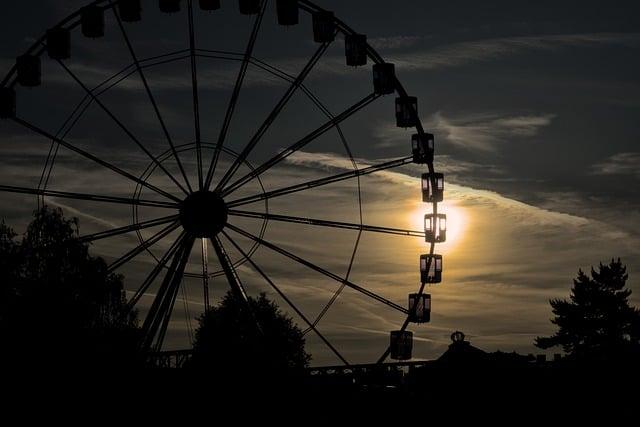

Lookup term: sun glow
[410,201,468,253]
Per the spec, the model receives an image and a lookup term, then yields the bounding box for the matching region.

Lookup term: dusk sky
[1,0,639,365]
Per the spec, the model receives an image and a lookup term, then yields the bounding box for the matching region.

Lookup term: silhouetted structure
[437,331,488,363]
[1,0,445,367]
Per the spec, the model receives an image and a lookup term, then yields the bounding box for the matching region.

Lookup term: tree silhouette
[0,206,140,368]
[190,291,310,377]
[535,259,640,361]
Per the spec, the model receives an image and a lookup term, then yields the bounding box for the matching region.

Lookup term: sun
[409,200,468,253]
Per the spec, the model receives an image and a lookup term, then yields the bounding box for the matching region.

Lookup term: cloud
[368,36,424,50]
[286,150,588,225]
[591,152,640,177]
[384,32,640,72]
[372,112,555,152]
[276,33,640,81]
[429,111,556,151]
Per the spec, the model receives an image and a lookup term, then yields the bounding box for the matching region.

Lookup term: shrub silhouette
[190,291,310,377]
[536,258,640,361]
[0,206,140,368]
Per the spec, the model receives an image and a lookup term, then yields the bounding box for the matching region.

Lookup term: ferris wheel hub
[179,190,228,238]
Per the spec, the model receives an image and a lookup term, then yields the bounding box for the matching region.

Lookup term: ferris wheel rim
[0,0,442,366]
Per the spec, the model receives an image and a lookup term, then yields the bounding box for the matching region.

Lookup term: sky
[0,0,639,365]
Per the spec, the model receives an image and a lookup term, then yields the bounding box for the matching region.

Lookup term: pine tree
[535,259,640,360]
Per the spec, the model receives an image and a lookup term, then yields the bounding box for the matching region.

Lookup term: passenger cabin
[345,34,367,66]
[16,55,41,87]
[0,87,16,119]
[424,213,446,243]
[119,0,142,22]
[159,0,181,13]
[46,28,71,60]
[199,0,221,11]
[408,293,431,323]
[395,96,418,128]
[81,5,105,38]
[239,0,261,15]
[312,11,335,43]
[373,63,395,95]
[412,133,434,164]
[421,172,444,203]
[277,0,299,26]
[390,331,413,360]
[420,254,443,284]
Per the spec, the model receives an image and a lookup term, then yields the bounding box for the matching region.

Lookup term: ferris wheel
[0,0,446,365]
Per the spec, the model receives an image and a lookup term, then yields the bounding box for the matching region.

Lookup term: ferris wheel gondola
[0,0,447,365]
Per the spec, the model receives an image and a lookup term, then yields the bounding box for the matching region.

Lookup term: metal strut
[228,210,425,238]
[187,0,203,190]
[127,231,188,309]
[221,230,350,365]
[0,185,179,209]
[227,156,414,208]
[226,224,408,314]
[215,40,335,193]
[11,118,182,203]
[210,235,263,334]
[221,93,380,197]
[107,221,181,273]
[110,1,194,193]
[204,0,269,190]
[79,214,180,243]
[140,236,195,353]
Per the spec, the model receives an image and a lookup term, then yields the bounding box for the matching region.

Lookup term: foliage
[190,291,311,376]
[535,258,640,361]
[0,206,140,367]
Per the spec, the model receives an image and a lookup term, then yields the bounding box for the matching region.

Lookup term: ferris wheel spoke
[221,93,380,197]
[110,2,194,194]
[227,155,414,208]
[127,230,188,310]
[0,185,178,209]
[107,220,181,273]
[228,210,425,238]
[214,40,335,193]
[53,58,191,197]
[41,51,192,192]
[187,0,203,190]
[221,230,349,365]
[211,235,264,335]
[226,223,408,315]
[11,117,182,203]
[79,214,180,243]
[203,0,269,190]
[201,238,210,312]
[154,237,196,353]
[140,235,195,353]
[211,236,251,308]
[39,50,195,204]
